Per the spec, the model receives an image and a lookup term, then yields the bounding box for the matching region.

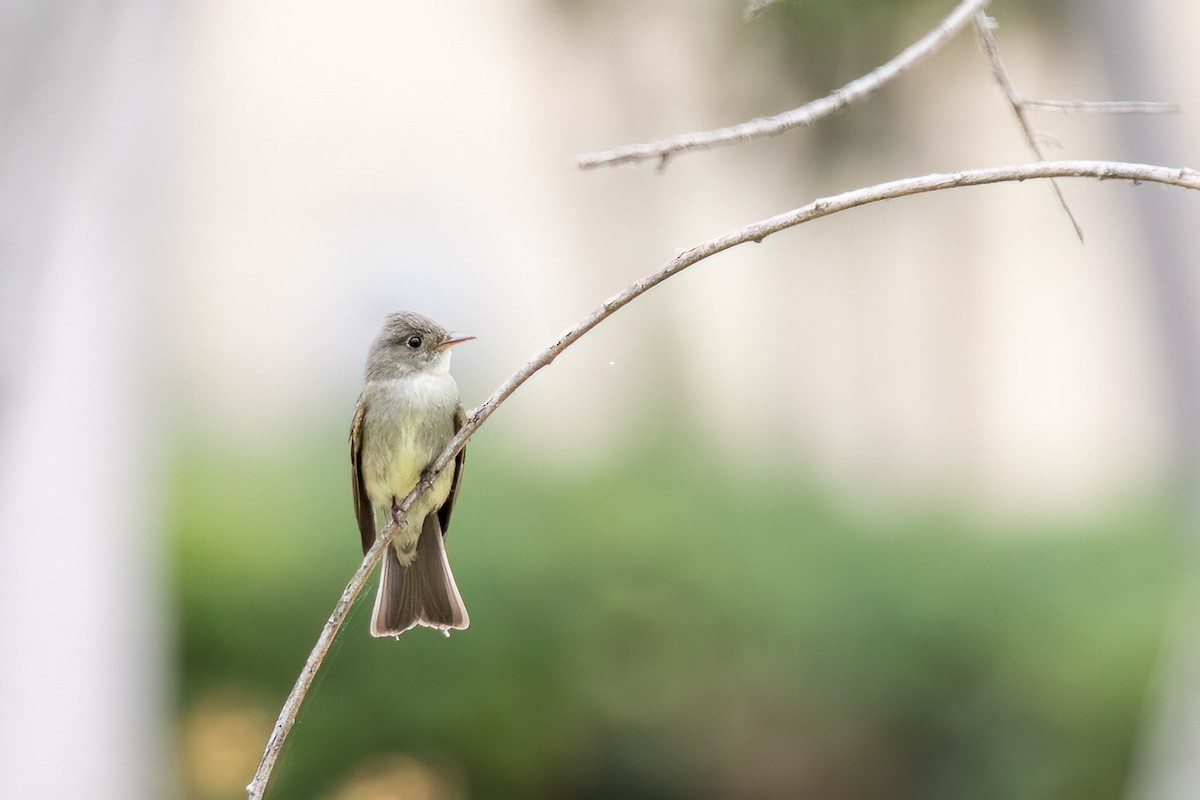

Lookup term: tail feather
[370,514,469,637]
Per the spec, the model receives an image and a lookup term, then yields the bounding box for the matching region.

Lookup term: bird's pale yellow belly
[362,421,455,562]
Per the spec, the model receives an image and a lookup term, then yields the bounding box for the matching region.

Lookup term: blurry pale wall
[172,0,1198,520]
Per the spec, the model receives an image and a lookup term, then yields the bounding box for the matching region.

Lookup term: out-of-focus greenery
[173,432,1180,800]
[731,0,1069,83]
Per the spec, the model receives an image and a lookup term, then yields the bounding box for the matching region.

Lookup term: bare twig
[742,0,785,23]
[1023,99,1182,114]
[575,0,991,170]
[247,159,1200,800]
[973,12,1084,242]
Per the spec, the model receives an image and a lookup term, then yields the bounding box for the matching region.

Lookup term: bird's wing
[350,393,375,555]
[438,405,468,537]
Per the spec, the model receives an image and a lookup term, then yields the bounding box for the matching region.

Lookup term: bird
[349,310,473,637]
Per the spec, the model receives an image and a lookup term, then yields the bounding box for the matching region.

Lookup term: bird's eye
[406,334,423,349]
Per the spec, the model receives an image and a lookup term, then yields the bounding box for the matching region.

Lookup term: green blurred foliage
[173,432,1180,800]
[732,0,1069,85]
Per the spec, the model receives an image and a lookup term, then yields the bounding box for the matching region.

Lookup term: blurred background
[3,0,1200,798]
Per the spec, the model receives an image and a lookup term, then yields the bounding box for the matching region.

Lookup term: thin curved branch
[575,0,991,170]
[246,159,1200,799]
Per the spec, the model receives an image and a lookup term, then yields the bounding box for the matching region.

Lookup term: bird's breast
[360,375,459,512]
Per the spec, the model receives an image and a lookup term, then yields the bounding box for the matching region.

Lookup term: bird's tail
[370,514,469,637]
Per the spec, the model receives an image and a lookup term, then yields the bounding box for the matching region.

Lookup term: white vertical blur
[1095,0,1200,797]
[0,2,173,798]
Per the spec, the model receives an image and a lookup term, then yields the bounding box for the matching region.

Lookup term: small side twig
[1023,99,1182,114]
[575,0,991,170]
[973,11,1084,242]
[247,158,1200,800]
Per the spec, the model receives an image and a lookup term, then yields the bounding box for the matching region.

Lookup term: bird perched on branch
[349,311,473,637]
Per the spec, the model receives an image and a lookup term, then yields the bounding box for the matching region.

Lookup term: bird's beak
[437,333,476,351]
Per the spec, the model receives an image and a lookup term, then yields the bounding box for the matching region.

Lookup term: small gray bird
[349,311,473,636]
